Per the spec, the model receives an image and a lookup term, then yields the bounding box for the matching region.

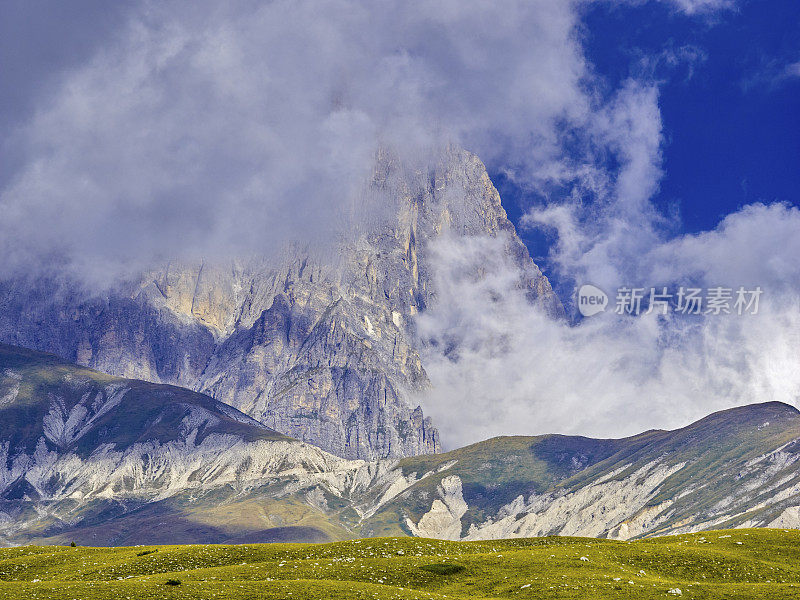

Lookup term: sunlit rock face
[0,148,561,460]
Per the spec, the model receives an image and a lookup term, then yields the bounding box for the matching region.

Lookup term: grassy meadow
[1,529,800,599]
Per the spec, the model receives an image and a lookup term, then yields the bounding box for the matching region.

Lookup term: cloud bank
[0,0,591,283]
[418,204,800,447]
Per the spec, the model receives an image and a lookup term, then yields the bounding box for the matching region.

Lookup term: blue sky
[500,0,799,273]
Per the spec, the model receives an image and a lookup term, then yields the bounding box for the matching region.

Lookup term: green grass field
[1,529,799,599]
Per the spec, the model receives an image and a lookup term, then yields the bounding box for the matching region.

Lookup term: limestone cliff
[0,148,562,459]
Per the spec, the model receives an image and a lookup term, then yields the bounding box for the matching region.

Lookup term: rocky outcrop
[405,475,468,540]
[0,148,562,460]
[0,345,413,545]
[460,461,686,540]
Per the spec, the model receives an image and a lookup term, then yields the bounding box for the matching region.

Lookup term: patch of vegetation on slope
[30,486,356,546]
[0,343,289,458]
[548,402,800,534]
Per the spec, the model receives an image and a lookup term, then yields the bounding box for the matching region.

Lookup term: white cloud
[411,28,799,446]
[665,0,735,15]
[0,0,591,283]
[418,206,800,448]
[524,79,668,294]
[0,0,736,287]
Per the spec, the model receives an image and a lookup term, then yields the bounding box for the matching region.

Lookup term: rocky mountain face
[0,148,562,460]
[370,401,800,541]
[0,344,385,545]
[3,345,800,546]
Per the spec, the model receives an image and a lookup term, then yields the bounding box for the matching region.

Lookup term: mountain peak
[677,401,800,434]
[0,148,561,460]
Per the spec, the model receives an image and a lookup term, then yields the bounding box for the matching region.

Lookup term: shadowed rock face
[0,148,562,460]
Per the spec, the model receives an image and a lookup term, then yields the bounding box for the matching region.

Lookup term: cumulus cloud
[394,2,799,450]
[0,0,735,285]
[523,79,668,295]
[0,0,591,283]
[418,205,800,448]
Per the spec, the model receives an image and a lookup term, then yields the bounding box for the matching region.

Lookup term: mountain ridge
[4,343,800,546]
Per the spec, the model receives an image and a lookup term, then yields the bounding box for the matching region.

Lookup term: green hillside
[1,529,799,599]
[362,402,800,538]
[0,343,289,456]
